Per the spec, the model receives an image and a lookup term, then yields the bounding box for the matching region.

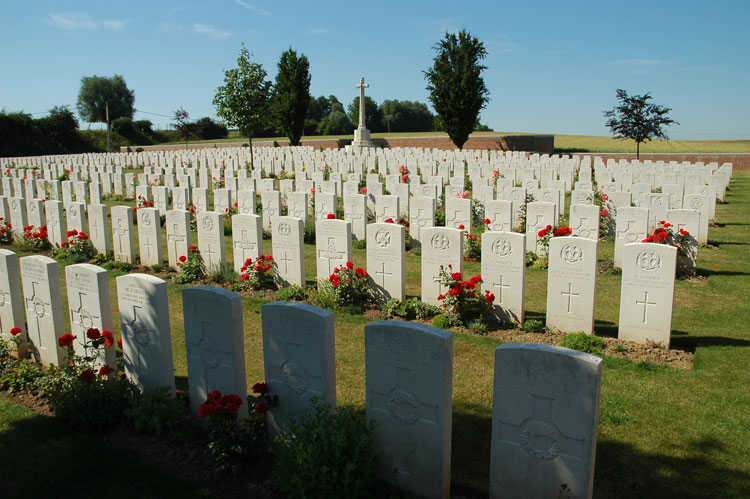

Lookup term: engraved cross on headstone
[122,304,155,374]
[266,339,322,396]
[318,237,344,275]
[636,291,657,323]
[561,283,579,314]
[492,275,510,304]
[375,261,392,287]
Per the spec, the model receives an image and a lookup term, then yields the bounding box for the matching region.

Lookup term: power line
[134,108,173,118]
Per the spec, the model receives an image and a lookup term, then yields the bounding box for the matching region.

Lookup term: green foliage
[603,89,679,158]
[173,246,206,284]
[352,238,366,249]
[171,106,196,147]
[347,96,383,132]
[384,298,441,320]
[52,229,95,262]
[193,117,228,140]
[317,110,354,135]
[329,263,370,313]
[150,264,164,273]
[521,319,544,333]
[0,360,45,393]
[125,387,184,436]
[207,263,239,285]
[198,391,259,475]
[273,48,312,146]
[76,74,135,124]
[560,332,605,355]
[275,284,307,301]
[431,314,451,329]
[379,99,434,132]
[303,220,316,244]
[213,44,272,166]
[15,225,51,253]
[101,260,136,273]
[464,232,481,259]
[273,398,377,499]
[310,281,339,311]
[424,29,489,149]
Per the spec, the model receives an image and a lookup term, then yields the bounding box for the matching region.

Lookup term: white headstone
[0,250,28,358]
[165,210,191,269]
[525,202,556,255]
[112,205,136,263]
[271,216,305,287]
[614,207,649,268]
[44,200,66,248]
[569,204,600,241]
[196,211,226,270]
[481,231,526,324]
[231,214,262,274]
[137,208,164,267]
[315,219,352,281]
[366,222,406,303]
[421,227,463,306]
[87,203,111,255]
[546,237,598,334]
[20,255,66,365]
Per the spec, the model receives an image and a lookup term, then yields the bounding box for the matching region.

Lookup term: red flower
[451,272,463,281]
[98,365,113,376]
[87,327,101,340]
[189,245,197,252]
[458,224,465,230]
[252,382,269,394]
[234,202,238,207]
[679,228,690,236]
[658,220,666,225]
[602,193,609,201]
[101,331,114,347]
[484,218,491,225]
[80,368,95,382]
[198,401,217,418]
[220,394,243,414]
[437,294,446,300]
[255,401,268,414]
[485,290,496,303]
[355,267,364,276]
[10,327,22,336]
[118,338,123,350]
[179,255,187,263]
[327,213,336,219]
[310,187,316,193]
[58,333,76,347]
[600,209,609,217]
[360,187,367,194]
[346,261,354,270]
[538,228,549,238]
[384,218,395,224]
[332,278,340,288]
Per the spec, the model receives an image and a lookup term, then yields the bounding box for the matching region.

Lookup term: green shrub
[173,246,206,284]
[560,332,605,355]
[124,387,185,436]
[0,360,45,393]
[384,298,440,320]
[521,319,544,333]
[303,221,316,244]
[352,238,366,249]
[310,281,340,312]
[207,263,239,284]
[432,314,451,329]
[273,398,377,499]
[276,285,307,301]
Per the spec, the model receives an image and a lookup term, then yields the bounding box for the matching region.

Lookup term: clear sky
[1,0,748,140]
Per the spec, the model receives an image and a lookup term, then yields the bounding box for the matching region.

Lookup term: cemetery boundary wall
[120,134,555,154]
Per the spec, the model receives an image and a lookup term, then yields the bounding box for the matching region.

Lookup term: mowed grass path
[2,172,750,497]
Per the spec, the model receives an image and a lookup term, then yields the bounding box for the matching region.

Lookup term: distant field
[167,130,750,153]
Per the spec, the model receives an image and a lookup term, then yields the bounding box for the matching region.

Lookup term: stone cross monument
[352,76,375,149]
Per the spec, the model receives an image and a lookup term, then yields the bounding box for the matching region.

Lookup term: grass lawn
[2,172,750,497]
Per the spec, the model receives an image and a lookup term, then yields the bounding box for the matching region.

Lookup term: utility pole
[105,100,111,153]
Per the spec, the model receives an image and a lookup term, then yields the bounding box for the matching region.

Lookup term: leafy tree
[347,96,383,132]
[37,105,79,145]
[213,44,272,167]
[76,74,135,152]
[171,107,196,149]
[380,99,434,132]
[194,117,228,140]
[603,89,678,158]
[272,48,311,146]
[317,110,354,136]
[424,29,490,150]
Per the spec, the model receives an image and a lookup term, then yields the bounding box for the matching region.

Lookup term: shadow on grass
[554,147,592,153]
[594,320,618,338]
[595,437,750,498]
[0,400,207,499]
[672,335,750,349]
[697,268,750,277]
[713,241,749,246]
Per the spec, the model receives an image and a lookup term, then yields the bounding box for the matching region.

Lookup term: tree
[76,74,135,152]
[424,29,489,150]
[171,107,196,149]
[603,89,678,158]
[213,44,272,167]
[272,48,311,146]
[317,110,354,136]
[380,99,434,132]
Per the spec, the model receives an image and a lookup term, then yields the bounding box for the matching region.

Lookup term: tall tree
[76,74,135,152]
[272,48,311,146]
[347,96,383,132]
[213,44,272,167]
[424,29,489,150]
[380,99,434,132]
[603,89,678,158]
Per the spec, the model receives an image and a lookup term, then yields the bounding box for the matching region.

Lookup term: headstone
[665,208,699,274]
[618,243,677,346]
[484,200,513,232]
[525,202,556,255]
[196,211,226,270]
[614,206,649,268]
[231,214,263,274]
[343,194,367,240]
[117,273,175,394]
[261,190,282,229]
[546,237,598,334]
[26,198,44,229]
[490,343,602,499]
[65,263,116,367]
[87,203,111,255]
[444,197,472,232]
[20,255,66,365]
[0,250,28,358]
[183,287,248,419]
[236,189,257,215]
[682,194,710,245]
[111,205,136,263]
[409,197,435,248]
[165,210,191,269]
[315,219,352,281]
[214,188,232,214]
[421,227,463,306]
[375,194,399,223]
[137,208,164,267]
[9,197,27,236]
[67,201,87,234]
[569,204,600,241]
[286,191,309,224]
[481,231,526,324]
[365,321,453,499]
[44,200,66,248]
[262,302,336,432]
[271,216,305,287]
[366,222,406,303]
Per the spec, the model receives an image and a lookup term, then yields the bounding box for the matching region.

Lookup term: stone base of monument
[352,127,375,148]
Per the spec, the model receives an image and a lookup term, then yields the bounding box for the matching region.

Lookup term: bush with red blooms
[239,255,274,290]
[594,188,612,238]
[398,165,409,183]
[464,230,481,260]
[435,265,494,328]
[53,229,95,262]
[15,225,51,252]
[642,220,695,275]
[0,217,12,244]
[199,387,275,474]
[327,261,370,312]
[536,224,573,262]
[45,326,135,434]
[174,245,206,283]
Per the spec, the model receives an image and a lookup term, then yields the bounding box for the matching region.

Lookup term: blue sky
[1,0,748,140]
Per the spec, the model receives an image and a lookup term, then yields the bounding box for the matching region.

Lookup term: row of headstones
[0,255,603,499]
